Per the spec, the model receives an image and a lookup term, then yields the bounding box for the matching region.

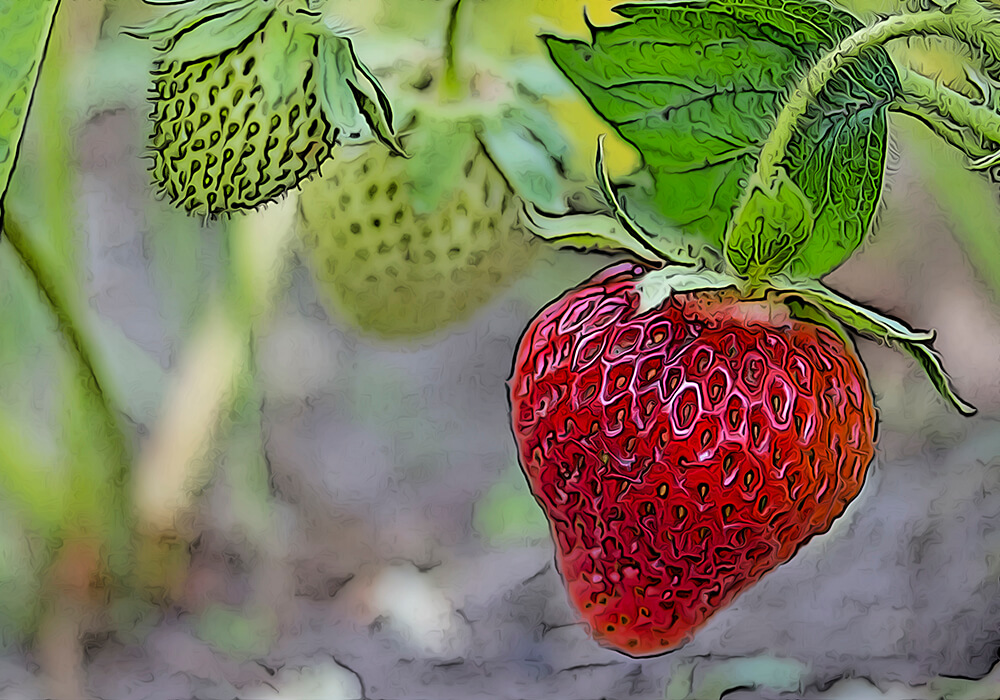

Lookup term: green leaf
[317,34,404,155]
[781,61,898,277]
[726,172,814,280]
[777,279,976,415]
[480,104,573,211]
[122,0,267,63]
[0,0,61,224]
[518,135,687,264]
[544,0,898,274]
[395,117,476,214]
[344,39,406,156]
[520,202,664,263]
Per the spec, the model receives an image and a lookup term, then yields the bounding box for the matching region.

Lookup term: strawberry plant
[509,0,1000,657]
[6,0,1000,694]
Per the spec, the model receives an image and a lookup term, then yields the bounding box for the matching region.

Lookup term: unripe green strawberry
[130,0,400,216]
[149,15,329,214]
[297,119,537,339]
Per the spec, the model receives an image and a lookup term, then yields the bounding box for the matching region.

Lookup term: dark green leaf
[0,0,61,223]
[782,61,898,278]
[544,0,898,275]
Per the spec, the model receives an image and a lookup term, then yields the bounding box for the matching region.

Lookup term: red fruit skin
[509,263,877,656]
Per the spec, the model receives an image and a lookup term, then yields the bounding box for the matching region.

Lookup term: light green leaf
[544,0,898,275]
[317,34,404,154]
[317,34,369,139]
[122,0,267,63]
[345,39,405,156]
[520,202,665,264]
[0,0,61,223]
[480,104,573,211]
[521,202,649,259]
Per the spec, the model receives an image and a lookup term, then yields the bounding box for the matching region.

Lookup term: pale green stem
[932,0,1000,74]
[757,8,958,185]
[133,195,298,535]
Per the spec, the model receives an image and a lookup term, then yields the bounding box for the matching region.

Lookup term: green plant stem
[757,8,956,185]
[133,195,298,536]
[892,66,1000,157]
[891,100,991,159]
[1,214,126,444]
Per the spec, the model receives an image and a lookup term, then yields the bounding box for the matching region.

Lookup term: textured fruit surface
[150,12,333,215]
[509,263,876,655]
[297,127,536,339]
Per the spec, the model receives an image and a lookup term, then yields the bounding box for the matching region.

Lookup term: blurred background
[4,0,1000,698]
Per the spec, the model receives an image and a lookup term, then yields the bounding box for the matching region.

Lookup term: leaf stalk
[757,7,958,186]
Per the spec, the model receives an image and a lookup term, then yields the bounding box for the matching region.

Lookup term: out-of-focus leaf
[0,0,61,222]
[195,604,277,661]
[897,113,1000,305]
[665,656,809,700]
[473,466,550,546]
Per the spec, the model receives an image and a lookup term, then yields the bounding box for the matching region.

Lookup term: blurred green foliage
[473,465,550,546]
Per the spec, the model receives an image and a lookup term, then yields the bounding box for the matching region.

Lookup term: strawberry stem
[758,0,1000,188]
[756,7,957,188]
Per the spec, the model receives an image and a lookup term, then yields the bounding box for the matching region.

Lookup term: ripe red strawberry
[509,262,876,656]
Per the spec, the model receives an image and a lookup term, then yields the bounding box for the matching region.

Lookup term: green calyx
[633,266,977,416]
[126,0,401,216]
